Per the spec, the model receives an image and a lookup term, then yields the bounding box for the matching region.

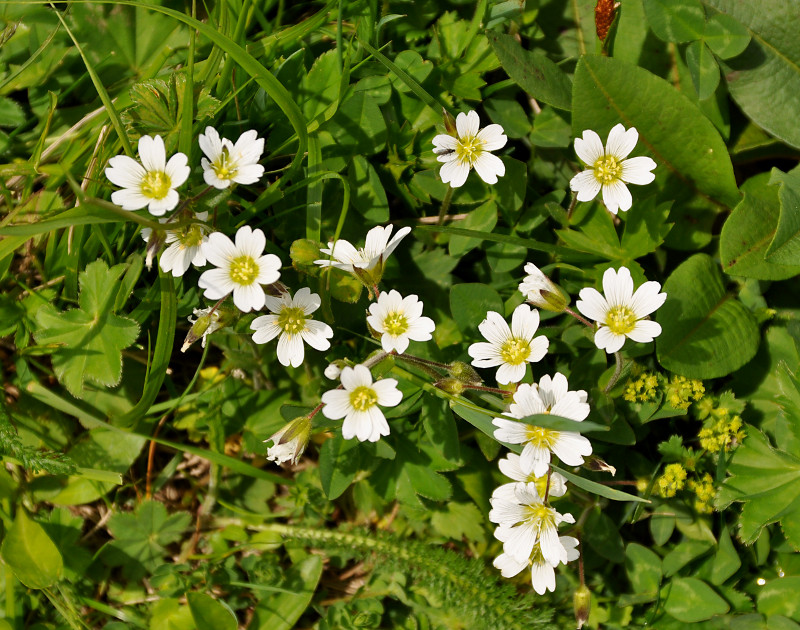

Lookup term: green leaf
[572,55,740,208]
[187,593,237,630]
[706,0,800,149]
[626,542,662,600]
[449,201,498,257]
[710,526,741,585]
[0,509,63,589]
[251,555,323,630]
[584,509,624,562]
[720,173,800,280]
[318,434,362,500]
[449,283,503,333]
[657,253,759,378]
[431,502,486,543]
[686,40,720,99]
[551,465,649,503]
[33,260,140,398]
[703,12,751,58]
[620,198,674,259]
[518,413,610,434]
[643,0,706,43]
[758,577,800,620]
[766,169,800,265]
[349,155,389,222]
[664,577,730,622]
[486,32,572,110]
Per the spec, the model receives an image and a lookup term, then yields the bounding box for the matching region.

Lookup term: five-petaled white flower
[468,304,549,385]
[493,536,580,595]
[493,453,568,502]
[576,266,667,354]
[314,225,412,287]
[569,124,656,214]
[321,364,403,442]
[251,287,334,368]
[141,212,210,277]
[265,416,312,466]
[518,262,569,312]
[366,290,436,354]
[105,135,190,216]
[493,374,592,477]
[489,481,576,566]
[199,127,265,189]
[432,110,507,188]
[198,225,281,313]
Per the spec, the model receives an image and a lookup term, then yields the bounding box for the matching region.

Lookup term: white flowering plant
[2,1,796,628]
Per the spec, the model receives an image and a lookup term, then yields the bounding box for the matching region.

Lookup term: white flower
[467,304,549,385]
[141,212,210,277]
[569,124,657,214]
[489,481,576,565]
[265,416,312,466]
[576,266,667,354]
[321,364,402,442]
[494,536,580,595]
[493,453,568,502]
[493,374,593,477]
[432,110,507,188]
[366,290,436,354]
[105,135,190,216]
[314,225,411,286]
[324,362,343,380]
[518,262,569,312]
[251,287,334,368]
[199,127,265,189]
[198,225,281,313]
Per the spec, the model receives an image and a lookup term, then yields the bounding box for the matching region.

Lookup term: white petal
[602,179,632,214]
[497,362,526,385]
[106,156,145,188]
[576,287,608,323]
[531,561,556,595]
[277,333,304,367]
[477,124,507,151]
[605,124,638,161]
[473,152,505,185]
[551,432,592,466]
[138,135,167,172]
[630,281,667,318]
[603,266,633,308]
[574,129,605,165]
[301,320,333,350]
[621,156,657,185]
[457,110,480,138]
[432,134,458,150]
[570,170,602,202]
[478,311,511,345]
[627,319,662,343]
[198,268,234,299]
[594,326,626,353]
[511,304,538,340]
[493,553,527,579]
[439,159,470,188]
[348,364,374,389]
[527,336,549,363]
[321,390,351,419]
[111,189,149,210]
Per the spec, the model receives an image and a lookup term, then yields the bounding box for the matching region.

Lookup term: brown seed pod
[595,0,617,42]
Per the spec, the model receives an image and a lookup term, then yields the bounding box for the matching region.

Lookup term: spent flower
[141,212,210,277]
[518,262,569,312]
[366,290,436,354]
[432,110,507,187]
[181,306,224,352]
[264,416,312,465]
[199,127,265,189]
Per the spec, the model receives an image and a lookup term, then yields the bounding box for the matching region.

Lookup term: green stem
[604,351,623,393]
[436,185,455,226]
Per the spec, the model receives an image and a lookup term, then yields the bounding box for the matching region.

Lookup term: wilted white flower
[105,135,190,216]
[265,416,312,465]
[141,212,210,277]
[468,304,549,385]
[251,287,334,368]
[366,290,436,354]
[576,266,667,354]
[199,127,265,189]
[324,362,343,380]
[518,262,569,312]
[432,110,507,188]
[489,481,576,566]
[493,536,580,595]
[493,374,592,477]
[321,364,402,442]
[314,225,411,287]
[198,226,281,312]
[569,124,656,214]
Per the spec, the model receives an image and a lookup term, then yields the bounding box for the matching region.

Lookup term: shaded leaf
[0,509,63,589]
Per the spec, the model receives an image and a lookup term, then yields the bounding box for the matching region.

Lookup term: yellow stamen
[350,386,378,411]
[229,255,259,285]
[593,155,623,185]
[140,171,172,200]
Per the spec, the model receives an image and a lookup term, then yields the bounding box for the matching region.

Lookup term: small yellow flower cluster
[657,463,687,498]
[665,375,705,410]
[623,371,660,403]
[688,473,716,514]
[699,412,745,453]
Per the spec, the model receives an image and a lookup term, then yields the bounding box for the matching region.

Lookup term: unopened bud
[181,307,225,352]
[518,262,570,312]
[265,416,312,466]
[447,361,483,385]
[584,456,616,476]
[574,584,591,629]
[442,108,457,135]
[144,229,166,271]
[435,378,466,395]
[324,361,344,380]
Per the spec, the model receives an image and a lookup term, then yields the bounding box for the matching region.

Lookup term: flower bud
[442,108,457,136]
[181,307,225,352]
[584,456,616,476]
[435,378,466,396]
[144,229,166,271]
[574,584,591,629]
[324,361,344,380]
[518,262,570,312]
[447,361,483,385]
[265,416,312,465]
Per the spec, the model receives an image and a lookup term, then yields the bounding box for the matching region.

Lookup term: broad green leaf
[0,509,63,589]
[0,96,25,128]
[705,0,800,149]
[758,577,800,620]
[703,12,750,58]
[620,198,674,259]
[657,254,759,378]
[720,173,800,280]
[584,510,624,562]
[318,434,362,500]
[686,40,720,99]
[302,49,341,121]
[710,527,741,585]
[766,169,800,265]
[486,32,572,110]
[187,593,237,630]
[643,0,706,43]
[349,155,389,222]
[33,260,140,398]
[251,555,323,630]
[431,501,486,543]
[449,283,503,333]
[394,437,453,502]
[664,577,730,622]
[150,599,195,630]
[327,90,386,154]
[572,55,740,208]
[626,543,662,600]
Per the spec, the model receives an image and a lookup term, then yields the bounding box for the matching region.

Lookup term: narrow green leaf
[551,465,649,503]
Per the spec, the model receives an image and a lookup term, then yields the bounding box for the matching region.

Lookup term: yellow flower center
[593,155,623,185]
[499,337,531,365]
[455,135,484,166]
[526,425,560,450]
[605,305,637,334]
[177,225,205,249]
[212,147,238,180]
[350,386,378,412]
[229,255,259,285]
[523,503,557,530]
[383,311,408,336]
[277,306,306,335]
[140,171,172,200]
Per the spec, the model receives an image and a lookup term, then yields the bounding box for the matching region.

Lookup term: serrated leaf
[0,510,63,589]
[657,254,759,378]
[34,260,140,398]
[431,502,486,543]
